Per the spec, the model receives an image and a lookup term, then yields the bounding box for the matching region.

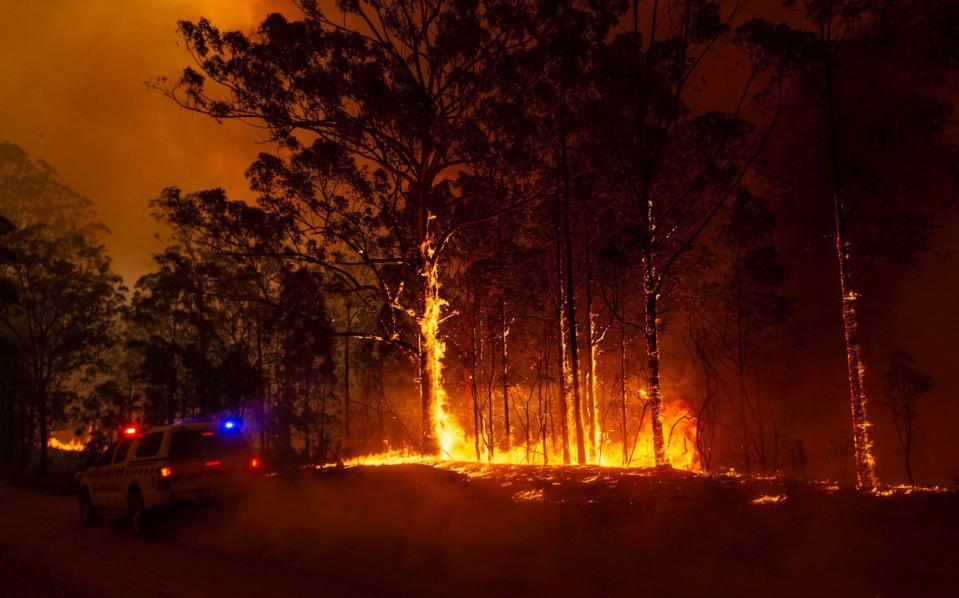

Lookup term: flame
[361,237,699,472]
[352,378,699,471]
[420,239,469,460]
[48,437,85,452]
[870,484,950,496]
[512,488,546,502]
[750,493,787,505]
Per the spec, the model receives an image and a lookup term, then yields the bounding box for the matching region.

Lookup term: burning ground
[5,463,951,597]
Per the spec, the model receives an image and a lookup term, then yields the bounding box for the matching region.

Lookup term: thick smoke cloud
[0,0,292,283]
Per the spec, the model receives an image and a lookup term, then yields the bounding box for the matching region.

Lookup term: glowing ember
[512,489,546,503]
[870,484,951,497]
[750,494,787,505]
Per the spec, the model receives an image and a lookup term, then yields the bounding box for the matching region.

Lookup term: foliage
[0,142,124,473]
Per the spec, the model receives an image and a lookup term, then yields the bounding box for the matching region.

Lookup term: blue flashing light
[221,418,241,432]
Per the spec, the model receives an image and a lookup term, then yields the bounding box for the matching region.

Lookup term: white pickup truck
[76,419,261,534]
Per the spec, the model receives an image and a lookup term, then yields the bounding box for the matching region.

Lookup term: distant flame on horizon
[48,437,85,452]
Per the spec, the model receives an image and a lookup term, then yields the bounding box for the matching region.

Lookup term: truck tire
[127,488,149,536]
[79,489,98,525]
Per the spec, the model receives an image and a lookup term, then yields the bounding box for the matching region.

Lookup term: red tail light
[249,457,260,470]
[205,460,222,467]
[157,466,172,491]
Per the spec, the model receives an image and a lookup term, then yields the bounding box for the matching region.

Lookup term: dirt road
[0,485,356,597]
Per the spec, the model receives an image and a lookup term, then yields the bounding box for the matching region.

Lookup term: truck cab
[77,419,261,534]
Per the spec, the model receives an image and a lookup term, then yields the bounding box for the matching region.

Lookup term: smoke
[0,0,293,285]
[163,464,959,596]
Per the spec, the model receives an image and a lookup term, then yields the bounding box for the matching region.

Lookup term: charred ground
[3,464,956,597]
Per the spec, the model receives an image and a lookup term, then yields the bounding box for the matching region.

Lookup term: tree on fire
[584,1,799,466]
[150,0,832,468]
[158,0,544,455]
[512,0,623,464]
[778,0,958,488]
[4,0,958,483]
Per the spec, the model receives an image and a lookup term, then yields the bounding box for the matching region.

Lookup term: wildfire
[870,484,951,497]
[380,237,699,472]
[48,437,85,452]
[352,387,699,471]
[750,493,787,505]
[512,488,546,502]
[420,239,470,460]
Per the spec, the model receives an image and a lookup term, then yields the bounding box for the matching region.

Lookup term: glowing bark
[418,238,462,458]
[557,302,572,465]
[560,127,587,465]
[585,310,599,463]
[500,299,511,452]
[825,28,877,489]
[554,177,571,464]
[644,268,667,467]
[620,322,629,467]
[469,287,481,461]
[834,230,877,488]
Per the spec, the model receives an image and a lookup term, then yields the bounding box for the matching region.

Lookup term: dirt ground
[1,464,957,597]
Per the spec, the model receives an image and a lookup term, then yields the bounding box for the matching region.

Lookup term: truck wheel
[79,489,98,525]
[127,489,149,536]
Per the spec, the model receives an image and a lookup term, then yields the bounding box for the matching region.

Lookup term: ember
[750,493,788,505]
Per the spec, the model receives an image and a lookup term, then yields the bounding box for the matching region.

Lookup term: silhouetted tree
[0,142,124,473]
[883,350,933,486]
[691,191,794,472]
[0,213,20,466]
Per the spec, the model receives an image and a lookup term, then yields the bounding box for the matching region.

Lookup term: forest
[1,0,956,490]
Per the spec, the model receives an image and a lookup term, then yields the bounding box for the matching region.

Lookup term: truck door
[89,442,117,506]
[101,437,135,509]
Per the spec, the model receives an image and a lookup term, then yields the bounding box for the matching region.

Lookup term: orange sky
[0,0,294,284]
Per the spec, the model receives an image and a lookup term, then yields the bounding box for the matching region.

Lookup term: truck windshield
[169,430,250,462]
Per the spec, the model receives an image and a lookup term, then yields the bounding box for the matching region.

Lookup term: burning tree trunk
[585,308,599,462]
[560,127,587,465]
[643,264,667,467]
[832,205,875,488]
[417,239,450,456]
[343,303,352,445]
[556,276,572,464]
[584,240,600,462]
[620,321,629,467]
[468,279,482,461]
[824,23,877,489]
[539,326,552,465]
[554,167,572,464]
[500,298,511,452]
